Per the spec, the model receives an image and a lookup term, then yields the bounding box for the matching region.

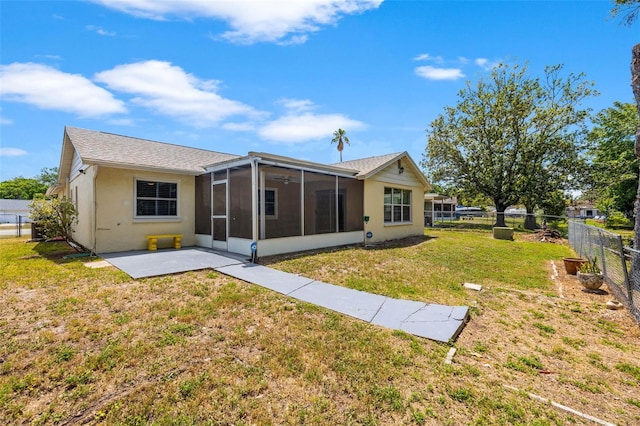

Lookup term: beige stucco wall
[363,159,426,244]
[94,167,196,253]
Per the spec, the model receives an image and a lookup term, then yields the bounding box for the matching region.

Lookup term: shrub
[605,211,633,229]
[29,197,78,242]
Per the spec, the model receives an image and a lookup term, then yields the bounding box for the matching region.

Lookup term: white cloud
[222,122,256,132]
[0,148,28,157]
[94,60,263,126]
[86,25,116,36]
[0,63,127,117]
[0,116,12,125]
[413,53,443,63]
[277,98,315,112]
[415,65,465,81]
[35,54,63,60]
[90,0,383,44]
[475,57,501,70]
[258,99,365,143]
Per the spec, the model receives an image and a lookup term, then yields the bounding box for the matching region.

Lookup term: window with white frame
[258,188,278,219]
[384,187,411,223]
[135,180,177,217]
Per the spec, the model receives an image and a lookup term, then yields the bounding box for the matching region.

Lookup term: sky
[0,0,637,182]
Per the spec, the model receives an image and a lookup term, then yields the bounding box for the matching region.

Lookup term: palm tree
[331,128,350,162]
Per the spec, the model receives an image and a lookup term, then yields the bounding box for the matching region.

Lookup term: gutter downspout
[250,157,260,259]
[92,165,99,254]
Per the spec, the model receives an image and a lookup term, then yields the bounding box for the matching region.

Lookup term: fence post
[597,230,607,279]
[617,236,633,305]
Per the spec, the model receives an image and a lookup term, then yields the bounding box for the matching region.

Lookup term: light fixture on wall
[397,160,404,174]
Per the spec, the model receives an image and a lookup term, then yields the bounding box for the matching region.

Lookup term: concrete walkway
[102,248,468,343]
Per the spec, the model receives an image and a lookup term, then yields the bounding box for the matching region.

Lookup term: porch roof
[424,193,456,203]
[204,151,361,177]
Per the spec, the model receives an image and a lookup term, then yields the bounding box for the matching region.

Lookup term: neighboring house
[566,204,600,219]
[423,194,457,225]
[0,199,32,223]
[50,126,431,256]
[505,207,527,217]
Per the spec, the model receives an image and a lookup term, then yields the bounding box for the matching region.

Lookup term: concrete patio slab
[100,248,468,342]
[102,248,243,279]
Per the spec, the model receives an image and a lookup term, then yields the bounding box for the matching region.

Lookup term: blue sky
[0,0,637,182]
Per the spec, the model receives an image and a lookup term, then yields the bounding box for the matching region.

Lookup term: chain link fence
[426,212,568,236]
[0,214,31,238]
[568,221,639,324]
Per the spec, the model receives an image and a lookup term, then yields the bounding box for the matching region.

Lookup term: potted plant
[562,257,587,275]
[576,256,604,291]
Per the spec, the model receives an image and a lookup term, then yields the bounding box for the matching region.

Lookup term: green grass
[1,234,639,425]
[268,230,574,305]
[585,219,634,244]
[431,216,569,236]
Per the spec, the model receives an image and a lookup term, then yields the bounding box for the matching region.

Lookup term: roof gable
[332,152,431,189]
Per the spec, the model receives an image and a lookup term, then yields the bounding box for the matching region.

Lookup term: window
[384,187,411,223]
[136,180,177,217]
[258,188,277,219]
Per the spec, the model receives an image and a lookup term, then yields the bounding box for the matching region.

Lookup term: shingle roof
[332,151,431,189]
[65,127,240,174]
[331,152,404,177]
[60,127,429,188]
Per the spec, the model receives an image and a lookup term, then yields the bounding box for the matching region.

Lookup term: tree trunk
[524,205,538,230]
[494,203,507,227]
[632,44,640,273]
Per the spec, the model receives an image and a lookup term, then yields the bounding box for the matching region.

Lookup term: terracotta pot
[563,258,587,275]
[577,271,604,290]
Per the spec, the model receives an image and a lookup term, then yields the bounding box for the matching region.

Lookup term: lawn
[1,230,639,425]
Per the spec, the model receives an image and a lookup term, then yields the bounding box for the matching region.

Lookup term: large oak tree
[422,61,596,227]
[586,102,638,217]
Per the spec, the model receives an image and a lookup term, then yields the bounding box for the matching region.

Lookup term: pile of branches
[533,228,563,243]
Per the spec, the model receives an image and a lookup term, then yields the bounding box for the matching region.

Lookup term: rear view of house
[50,127,430,256]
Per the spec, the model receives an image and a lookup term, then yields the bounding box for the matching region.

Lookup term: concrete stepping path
[102,248,468,342]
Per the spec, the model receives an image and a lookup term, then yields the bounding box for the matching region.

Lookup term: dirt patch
[519,230,565,244]
[550,259,627,308]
